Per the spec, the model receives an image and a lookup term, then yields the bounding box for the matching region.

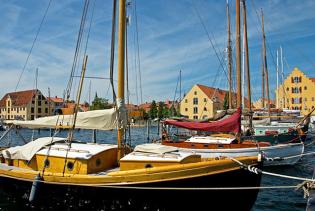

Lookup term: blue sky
[0,0,314,105]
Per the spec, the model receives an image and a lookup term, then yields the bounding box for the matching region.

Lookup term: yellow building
[180,84,227,119]
[276,67,315,114]
[253,98,275,109]
[0,89,54,120]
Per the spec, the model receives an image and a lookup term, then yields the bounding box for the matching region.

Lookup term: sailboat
[161,0,304,166]
[0,0,262,210]
[244,9,311,145]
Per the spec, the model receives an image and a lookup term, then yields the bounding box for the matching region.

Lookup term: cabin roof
[36,143,117,159]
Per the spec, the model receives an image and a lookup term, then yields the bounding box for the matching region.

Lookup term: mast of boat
[261,9,271,117]
[179,69,182,103]
[68,55,88,142]
[276,49,279,108]
[280,46,285,108]
[48,87,51,116]
[242,0,252,128]
[241,7,245,109]
[226,0,232,109]
[35,68,38,119]
[236,0,241,109]
[117,0,126,160]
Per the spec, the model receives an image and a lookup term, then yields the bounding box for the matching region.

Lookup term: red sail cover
[164,108,241,133]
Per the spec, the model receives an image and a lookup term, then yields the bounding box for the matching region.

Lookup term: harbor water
[0,127,314,210]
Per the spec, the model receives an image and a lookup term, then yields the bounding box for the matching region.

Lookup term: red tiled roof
[0,89,37,107]
[196,84,251,108]
[139,103,151,111]
[47,97,64,103]
[196,84,226,103]
[126,103,138,110]
[310,78,315,84]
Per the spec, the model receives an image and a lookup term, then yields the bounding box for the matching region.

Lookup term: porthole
[145,163,152,168]
[67,161,74,171]
[96,158,101,167]
[44,159,50,168]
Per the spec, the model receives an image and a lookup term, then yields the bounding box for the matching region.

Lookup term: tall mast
[117,0,126,160]
[242,0,252,128]
[226,0,232,109]
[242,12,245,108]
[261,11,265,109]
[88,80,91,105]
[280,46,285,108]
[110,0,117,102]
[48,87,51,116]
[276,50,279,108]
[236,0,242,108]
[35,68,38,119]
[179,70,182,103]
[261,9,270,116]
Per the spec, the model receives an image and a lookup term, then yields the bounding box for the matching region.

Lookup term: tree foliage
[148,100,179,119]
[149,100,158,119]
[90,92,112,110]
[223,92,229,110]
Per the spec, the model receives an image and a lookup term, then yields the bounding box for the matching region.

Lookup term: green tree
[169,104,177,117]
[149,100,158,119]
[157,102,164,119]
[90,92,112,110]
[223,92,229,110]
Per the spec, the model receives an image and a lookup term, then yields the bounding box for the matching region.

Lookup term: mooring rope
[263,151,315,161]
[229,157,315,182]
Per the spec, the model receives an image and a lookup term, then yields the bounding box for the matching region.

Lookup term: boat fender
[29,174,42,203]
[258,153,262,162]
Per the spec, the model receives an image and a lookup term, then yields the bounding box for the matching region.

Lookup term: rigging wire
[15,0,53,91]
[65,0,90,101]
[133,0,143,104]
[190,0,230,84]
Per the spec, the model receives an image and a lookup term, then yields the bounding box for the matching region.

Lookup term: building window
[45,108,48,113]
[286,87,289,91]
[193,107,198,114]
[204,98,207,102]
[292,87,300,93]
[193,98,198,105]
[193,115,198,119]
[38,101,42,106]
[312,97,315,102]
[304,86,307,90]
[203,107,207,111]
[292,98,300,104]
[293,76,301,83]
[194,91,197,95]
[185,108,188,112]
[185,99,188,103]
[31,107,34,113]
[38,108,42,113]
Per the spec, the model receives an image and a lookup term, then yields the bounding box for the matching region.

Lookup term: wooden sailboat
[161,0,304,166]
[246,9,311,144]
[0,0,262,210]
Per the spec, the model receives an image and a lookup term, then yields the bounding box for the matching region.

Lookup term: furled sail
[164,108,241,133]
[2,137,67,161]
[9,108,126,131]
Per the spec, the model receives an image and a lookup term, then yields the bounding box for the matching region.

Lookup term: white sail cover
[10,108,125,131]
[2,137,67,161]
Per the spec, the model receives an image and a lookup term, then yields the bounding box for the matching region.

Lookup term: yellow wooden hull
[0,156,258,186]
[0,156,261,210]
